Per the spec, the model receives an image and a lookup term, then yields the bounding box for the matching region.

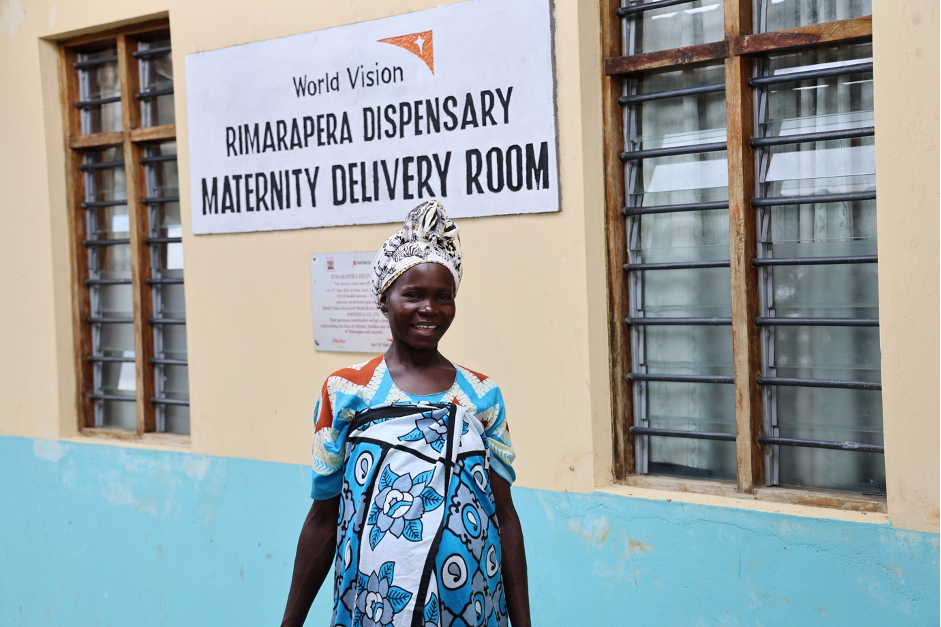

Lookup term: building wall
[0,0,938,624]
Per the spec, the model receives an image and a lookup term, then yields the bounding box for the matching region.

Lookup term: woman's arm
[281,496,340,627]
[490,471,531,627]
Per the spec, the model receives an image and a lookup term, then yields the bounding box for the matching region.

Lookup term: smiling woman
[282,201,531,627]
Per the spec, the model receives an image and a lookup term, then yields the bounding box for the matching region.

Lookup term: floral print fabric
[310,356,516,501]
[330,403,508,627]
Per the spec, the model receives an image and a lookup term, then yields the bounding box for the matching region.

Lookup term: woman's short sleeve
[310,378,355,500]
[480,385,517,484]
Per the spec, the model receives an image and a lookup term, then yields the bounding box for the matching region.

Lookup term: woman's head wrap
[372,200,463,305]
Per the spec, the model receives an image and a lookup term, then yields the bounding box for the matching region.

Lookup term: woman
[282,201,530,627]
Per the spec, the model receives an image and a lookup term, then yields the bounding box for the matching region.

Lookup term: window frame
[59,19,187,442]
[601,0,884,511]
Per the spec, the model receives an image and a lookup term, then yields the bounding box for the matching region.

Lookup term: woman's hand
[490,471,532,627]
[281,496,340,627]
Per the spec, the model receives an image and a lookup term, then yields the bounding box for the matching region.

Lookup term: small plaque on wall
[311,252,391,352]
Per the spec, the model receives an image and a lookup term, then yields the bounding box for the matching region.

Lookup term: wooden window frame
[59,19,185,442]
[601,1,884,512]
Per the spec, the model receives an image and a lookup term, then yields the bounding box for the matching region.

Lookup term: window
[603,0,883,508]
[61,20,190,437]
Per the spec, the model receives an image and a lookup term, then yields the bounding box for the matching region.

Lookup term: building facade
[0,0,938,624]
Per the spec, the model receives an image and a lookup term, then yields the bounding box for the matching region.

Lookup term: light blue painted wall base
[2,437,938,626]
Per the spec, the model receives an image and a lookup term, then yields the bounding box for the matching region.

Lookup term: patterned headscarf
[372,200,463,305]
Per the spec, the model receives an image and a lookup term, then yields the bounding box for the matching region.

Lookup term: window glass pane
[762,45,874,199]
[96,284,134,318]
[89,205,130,240]
[775,387,885,495]
[100,399,136,430]
[773,326,881,381]
[97,322,135,357]
[156,283,186,317]
[634,151,729,205]
[766,200,877,256]
[623,0,724,55]
[99,361,136,397]
[647,380,736,481]
[154,202,182,238]
[95,244,132,278]
[635,210,730,263]
[644,327,733,376]
[163,405,190,434]
[649,437,736,481]
[163,364,189,399]
[759,0,872,32]
[160,324,188,360]
[770,263,878,318]
[77,48,122,134]
[643,267,731,318]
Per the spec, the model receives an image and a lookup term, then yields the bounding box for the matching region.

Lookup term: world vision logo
[378,30,434,74]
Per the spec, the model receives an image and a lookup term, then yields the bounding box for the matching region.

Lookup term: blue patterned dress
[310,357,516,627]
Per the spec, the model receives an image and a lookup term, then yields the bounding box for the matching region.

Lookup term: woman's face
[380,263,456,351]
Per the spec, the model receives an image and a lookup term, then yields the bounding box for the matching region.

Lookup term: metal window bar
[628,373,734,384]
[73,55,118,70]
[78,160,124,171]
[622,200,729,216]
[752,255,877,267]
[87,355,135,363]
[150,358,187,366]
[151,397,189,407]
[89,393,136,402]
[74,95,122,108]
[81,200,127,209]
[146,277,184,285]
[626,317,732,326]
[625,260,730,271]
[132,45,172,59]
[86,317,134,324]
[135,87,174,100]
[631,426,736,442]
[752,191,876,207]
[757,436,883,454]
[143,236,182,245]
[139,154,177,165]
[617,0,696,18]
[148,318,186,325]
[750,126,874,148]
[142,195,180,204]
[620,141,728,162]
[83,238,130,247]
[749,62,873,87]
[84,278,132,286]
[757,376,881,391]
[755,317,879,327]
[752,49,882,488]
[619,82,725,106]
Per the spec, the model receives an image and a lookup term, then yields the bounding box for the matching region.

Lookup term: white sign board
[186,0,558,234]
[311,252,391,353]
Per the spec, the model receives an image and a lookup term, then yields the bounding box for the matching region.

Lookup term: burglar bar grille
[752,43,884,491]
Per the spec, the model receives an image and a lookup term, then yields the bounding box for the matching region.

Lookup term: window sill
[601,475,888,524]
[73,427,191,450]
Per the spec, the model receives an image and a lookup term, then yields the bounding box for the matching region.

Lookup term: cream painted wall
[0,0,937,532]
[872,0,940,533]
[6,0,610,496]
